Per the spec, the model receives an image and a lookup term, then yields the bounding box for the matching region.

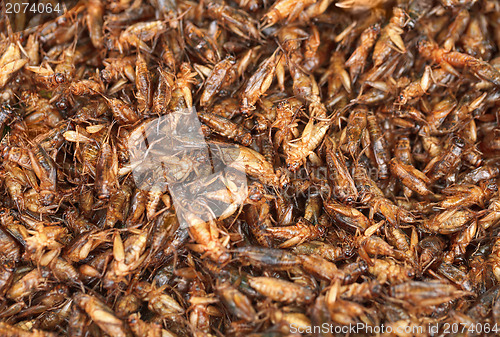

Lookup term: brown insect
[372,7,407,66]
[418,38,500,86]
[266,217,326,248]
[248,276,315,304]
[346,24,381,83]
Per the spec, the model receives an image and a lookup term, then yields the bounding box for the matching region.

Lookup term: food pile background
[1,0,500,336]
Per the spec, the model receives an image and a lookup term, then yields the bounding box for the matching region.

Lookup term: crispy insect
[0,262,14,297]
[436,262,474,291]
[21,91,62,127]
[184,21,220,64]
[266,218,326,248]
[106,184,132,227]
[199,112,252,146]
[75,293,132,337]
[103,230,148,288]
[243,184,274,247]
[103,96,139,124]
[289,62,325,110]
[173,63,198,110]
[249,276,315,304]
[325,137,358,203]
[340,107,367,157]
[439,181,497,209]
[188,277,212,333]
[86,0,104,48]
[151,69,174,116]
[134,281,184,316]
[356,232,396,260]
[302,24,321,72]
[372,7,407,67]
[478,192,500,229]
[69,79,104,96]
[460,163,499,185]
[7,268,51,302]
[0,43,28,89]
[271,309,312,333]
[68,303,91,337]
[206,2,260,40]
[418,38,500,86]
[217,282,257,322]
[2,0,500,333]
[64,230,110,263]
[128,313,166,337]
[336,0,390,11]
[293,241,353,262]
[367,113,390,179]
[17,285,69,318]
[368,258,415,284]
[441,9,470,52]
[28,144,58,204]
[341,280,382,303]
[95,141,118,200]
[397,66,433,105]
[272,100,300,151]
[418,236,446,270]
[285,117,330,172]
[321,51,351,100]
[277,25,307,61]
[439,0,478,8]
[240,50,281,115]
[349,159,378,197]
[389,158,432,196]
[346,24,380,83]
[218,144,281,188]
[489,237,500,282]
[119,21,166,53]
[184,215,230,264]
[423,137,465,183]
[101,56,136,83]
[135,53,152,114]
[443,220,477,264]
[463,16,494,60]
[0,322,57,337]
[262,0,316,28]
[423,208,475,234]
[390,280,471,306]
[298,254,346,281]
[2,165,27,211]
[325,297,368,325]
[324,200,371,232]
[200,56,236,107]
[64,208,98,235]
[392,135,415,198]
[234,246,299,269]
